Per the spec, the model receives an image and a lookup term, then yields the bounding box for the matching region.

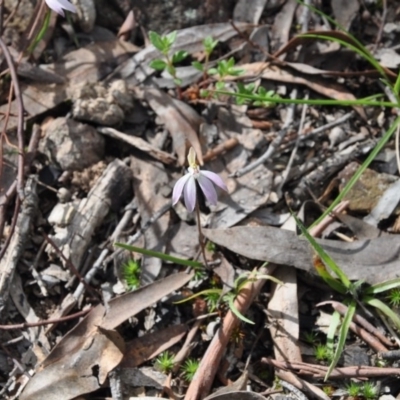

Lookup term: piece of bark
[0,177,38,320]
[47,159,132,271]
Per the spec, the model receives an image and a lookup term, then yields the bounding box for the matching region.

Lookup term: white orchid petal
[199,170,227,192]
[172,173,191,205]
[183,176,197,212]
[197,174,218,206]
[45,0,76,16]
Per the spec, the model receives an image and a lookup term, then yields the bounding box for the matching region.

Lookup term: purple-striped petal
[197,174,218,205]
[199,170,227,192]
[183,176,197,212]
[172,173,191,205]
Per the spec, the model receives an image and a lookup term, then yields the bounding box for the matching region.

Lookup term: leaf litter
[2,1,400,400]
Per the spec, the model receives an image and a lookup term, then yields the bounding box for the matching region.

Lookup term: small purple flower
[45,0,77,16]
[172,147,227,212]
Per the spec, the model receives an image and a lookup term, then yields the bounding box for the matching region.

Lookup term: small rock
[71,80,134,125]
[40,118,105,171]
[338,162,399,213]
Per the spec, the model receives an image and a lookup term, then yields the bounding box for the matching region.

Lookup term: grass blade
[115,242,203,268]
[364,278,400,295]
[293,214,351,289]
[363,297,400,331]
[325,300,356,380]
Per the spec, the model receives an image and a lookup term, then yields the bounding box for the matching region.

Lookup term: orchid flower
[172,147,227,212]
[45,0,77,16]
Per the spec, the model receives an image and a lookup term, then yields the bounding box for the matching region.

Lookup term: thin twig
[0,308,91,330]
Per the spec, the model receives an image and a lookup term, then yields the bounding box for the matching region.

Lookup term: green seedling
[192,36,219,76]
[346,381,362,398]
[205,240,217,253]
[387,288,400,307]
[314,344,334,363]
[154,351,175,374]
[236,83,280,107]
[181,358,200,382]
[121,259,141,290]
[207,57,243,91]
[149,31,188,86]
[361,382,378,400]
[302,330,319,344]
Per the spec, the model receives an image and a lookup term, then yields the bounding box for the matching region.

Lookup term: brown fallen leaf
[203,226,400,285]
[20,271,193,399]
[130,156,171,283]
[101,270,194,329]
[134,87,204,165]
[20,305,125,400]
[120,324,187,368]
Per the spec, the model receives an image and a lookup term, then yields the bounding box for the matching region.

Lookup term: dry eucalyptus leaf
[101,270,194,329]
[203,226,400,285]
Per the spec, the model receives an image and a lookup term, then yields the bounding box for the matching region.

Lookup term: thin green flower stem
[195,201,209,270]
[213,90,397,108]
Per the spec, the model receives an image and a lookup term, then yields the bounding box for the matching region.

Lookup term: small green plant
[346,381,362,398]
[236,83,280,106]
[175,269,282,324]
[181,358,200,382]
[154,351,175,374]
[192,36,219,76]
[149,31,188,86]
[387,288,400,307]
[314,344,333,363]
[203,290,221,312]
[207,57,243,91]
[205,240,217,253]
[361,382,378,400]
[302,330,319,344]
[121,259,141,290]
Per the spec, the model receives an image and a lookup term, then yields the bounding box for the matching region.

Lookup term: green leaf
[149,31,166,52]
[228,68,244,77]
[325,300,356,380]
[166,64,176,76]
[204,36,218,55]
[174,288,222,304]
[200,89,209,97]
[215,81,225,91]
[292,213,351,290]
[166,31,177,47]
[394,70,400,96]
[149,59,167,70]
[364,278,400,295]
[173,78,182,86]
[363,297,400,331]
[226,294,254,324]
[192,61,204,71]
[115,242,203,268]
[172,50,188,64]
[207,68,218,75]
